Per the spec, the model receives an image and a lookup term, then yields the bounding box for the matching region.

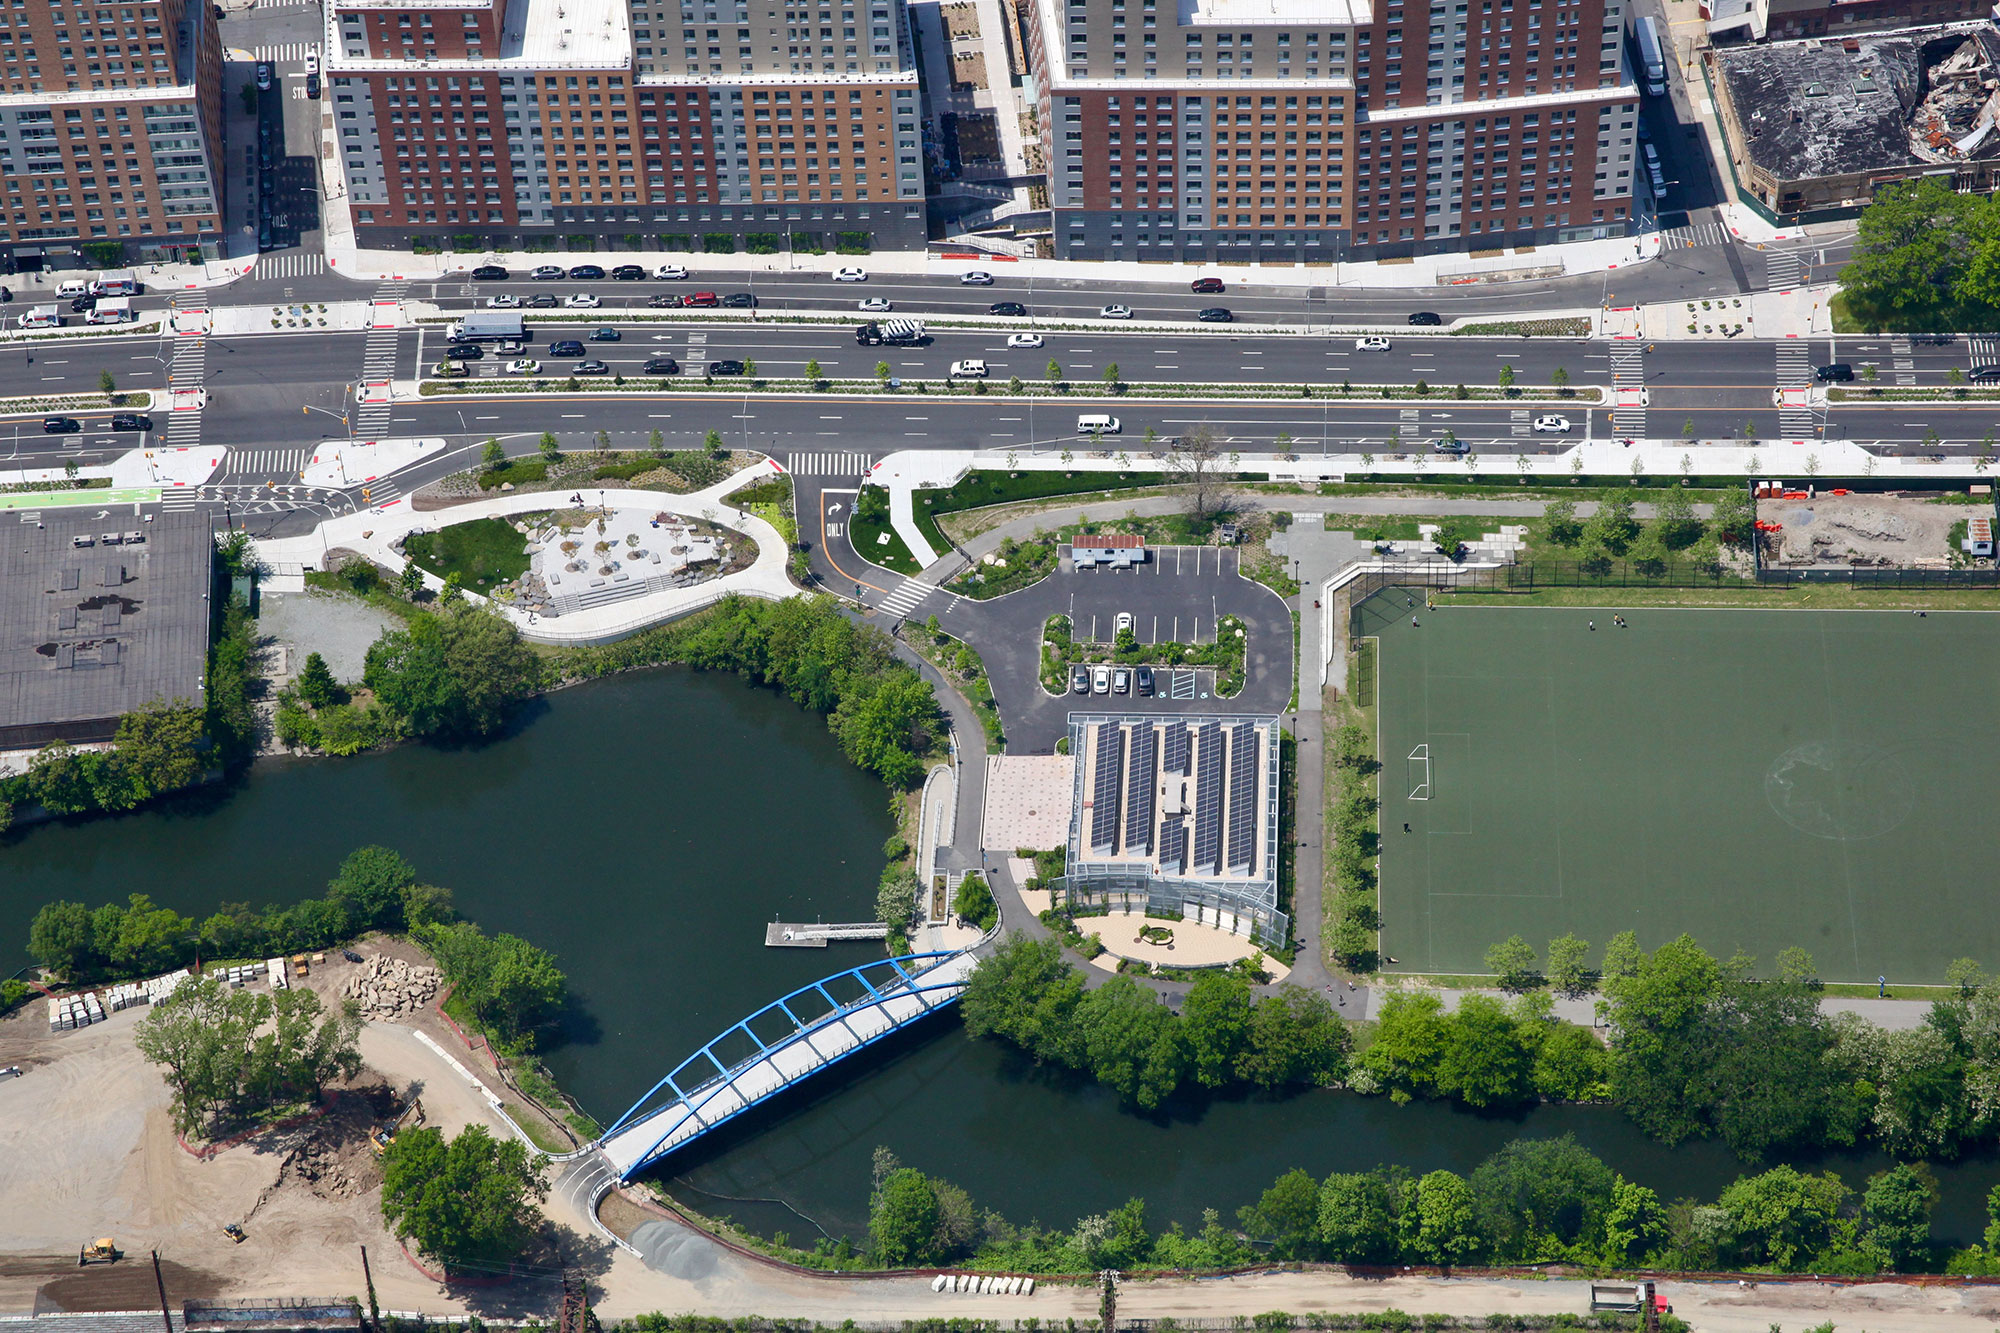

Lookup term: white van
[19,305,59,329]
[1076,414,1122,435]
[86,296,131,324]
[55,280,89,299]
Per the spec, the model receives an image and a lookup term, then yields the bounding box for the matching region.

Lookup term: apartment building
[1024,0,1642,262]
[327,0,927,251]
[0,0,224,267]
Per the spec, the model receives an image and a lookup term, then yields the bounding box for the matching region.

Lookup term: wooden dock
[764,922,891,948]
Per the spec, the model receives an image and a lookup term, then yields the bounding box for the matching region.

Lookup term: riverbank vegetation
[961,936,1348,1110]
[380,1123,547,1273]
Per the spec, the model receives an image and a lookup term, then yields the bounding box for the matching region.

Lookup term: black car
[531,264,564,280]
[1197,307,1233,323]
[42,416,79,433]
[471,264,510,280]
[442,342,484,360]
[574,359,611,375]
[568,264,605,280]
[1135,666,1155,697]
[527,293,559,308]
[69,295,94,313]
[721,292,757,308]
[1813,363,1855,383]
[588,326,621,342]
[305,73,320,99]
[1970,365,2000,383]
[549,339,586,357]
[643,357,680,374]
[647,294,682,308]
[707,359,746,376]
[612,264,647,280]
[1407,311,1443,326]
[988,301,1027,316]
[110,413,153,431]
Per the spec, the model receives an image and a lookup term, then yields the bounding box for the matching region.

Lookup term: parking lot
[952,544,1294,752]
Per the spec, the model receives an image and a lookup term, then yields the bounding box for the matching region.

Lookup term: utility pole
[359,1246,380,1333]
[150,1251,172,1333]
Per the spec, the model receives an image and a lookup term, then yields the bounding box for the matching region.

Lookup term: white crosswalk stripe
[223,447,310,477]
[1765,250,1808,291]
[1888,335,1917,386]
[160,489,201,511]
[1775,343,1818,438]
[786,451,871,476]
[1657,220,1727,250]
[256,252,326,281]
[1970,334,2000,373]
[877,578,934,617]
[1609,344,1646,438]
[353,283,406,440]
[253,0,318,9]
[252,43,320,62]
[1774,342,1813,385]
[164,300,208,458]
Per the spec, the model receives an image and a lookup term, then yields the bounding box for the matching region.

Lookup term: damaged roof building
[1709,22,2000,218]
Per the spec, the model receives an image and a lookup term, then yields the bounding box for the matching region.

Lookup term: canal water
[4,667,1998,1249]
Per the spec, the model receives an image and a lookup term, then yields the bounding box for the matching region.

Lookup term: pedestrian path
[1971,334,2000,376]
[1775,341,1813,385]
[1764,249,1807,291]
[878,577,935,618]
[354,282,406,441]
[223,447,310,477]
[256,252,326,281]
[1609,344,1646,439]
[1657,220,1727,250]
[252,42,319,62]
[786,450,872,476]
[252,0,317,8]
[1774,341,1817,438]
[163,297,208,486]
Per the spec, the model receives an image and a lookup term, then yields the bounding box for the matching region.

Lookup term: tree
[1240,984,1350,1089]
[364,607,540,740]
[829,667,942,788]
[1546,933,1593,998]
[1045,358,1064,385]
[1239,1168,1322,1259]
[1603,1176,1667,1264]
[1542,499,1581,547]
[1362,991,1452,1102]
[1716,1166,1849,1269]
[1469,1134,1616,1260]
[1582,489,1641,554]
[1653,487,1701,550]
[1533,1023,1613,1102]
[648,428,667,458]
[134,974,253,1134]
[1498,363,1516,393]
[1863,1163,1936,1270]
[327,845,418,934]
[1550,365,1571,396]
[1406,1170,1481,1267]
[379,1124,547,1270]
[1103,362,1122,390]
[742,358,757,379]
[537,431,560,462]
[29,900,98,979]
[107,702,206,806]
[1435,994,1536,1109]
[875,865,919,935]
[704,428,727,457]
[399,560,424,597]
[1838,178,1985,327]
[481,437,506,469]
[1319,1171,1401,1264]
[1180,970,1253,1088]
[438,572,465,607]
[296,651,340,708]
[1486,935,1541,992]
[875,360,893,386]
[805,357,823,384]
[1164,423,1229,526]
[1947,957,1986,997]
[960,935,1087,1070]
[1075,974,1186,1109]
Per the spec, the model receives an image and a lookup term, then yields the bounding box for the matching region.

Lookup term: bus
[1634,15,1667,97]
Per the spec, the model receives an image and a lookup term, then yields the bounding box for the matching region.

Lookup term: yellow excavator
[368,1096,425,1157]
[77,1238,118,1266]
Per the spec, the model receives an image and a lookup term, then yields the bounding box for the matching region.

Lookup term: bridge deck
[598,950,978,1178]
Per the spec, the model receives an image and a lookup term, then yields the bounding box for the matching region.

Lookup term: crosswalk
[256,252,326,281]
[1765,249,1808,291]
[877,578,937,618]
[1775,342,1817,438]
[223,447,310,478]
[1887,335,1916,386]
[353,282,406,440]
[252,43,320,62]
[1972,334,2000,377]
[1774,342,1813,385]
[253,0,318,9]
[1609,344,1646,438]
[1657,220,1728,249]
[786,451,871,476]
[163,300,208,485]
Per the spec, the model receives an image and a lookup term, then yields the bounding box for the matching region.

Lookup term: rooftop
[327,0,631,72]
[1178,0,1368,28]
[0,506,210,750]
[1716,21,2000,181]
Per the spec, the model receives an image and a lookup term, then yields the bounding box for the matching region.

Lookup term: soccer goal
[1407,744,1432,801]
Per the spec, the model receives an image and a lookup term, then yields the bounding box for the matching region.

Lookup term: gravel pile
[340,955,441,1019]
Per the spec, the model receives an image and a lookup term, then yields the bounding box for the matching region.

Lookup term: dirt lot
[1758,491,1989,568]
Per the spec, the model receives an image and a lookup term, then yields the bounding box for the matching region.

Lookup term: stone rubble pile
[340,955,440,1019]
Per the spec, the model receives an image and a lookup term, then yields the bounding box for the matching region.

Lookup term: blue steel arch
[598,950,970,1177]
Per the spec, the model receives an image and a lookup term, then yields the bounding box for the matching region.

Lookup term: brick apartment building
[0,0,224,268]
[326,0,928,252]
[1023,0,1642,262]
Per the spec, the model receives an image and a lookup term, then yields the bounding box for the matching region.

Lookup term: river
[5,668,1998,1250]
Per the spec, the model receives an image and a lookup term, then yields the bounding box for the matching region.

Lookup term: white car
[1092,665,1110,694]
[563,293,600,309]
[1115,611,1133,637]
[1354,336,1392,351]
[1100,304,1133,319]
[505,359,542,375]
[485,294,522,309]
[303,52,319,75]
[949,359,988,378]
[1006,333,1044,349]
[1533,414,1572,433]
[254,62,271,90]
[833,266,868,282]
[656,264,689,280]
[959,271,994,286]
[859,297,893,312]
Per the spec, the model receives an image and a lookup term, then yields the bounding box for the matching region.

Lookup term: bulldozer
[77,1238,118,1266]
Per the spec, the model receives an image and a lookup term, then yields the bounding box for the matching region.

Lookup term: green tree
[1542,498,1581,547]
[648,427,667,458]
[1180,970,1254,1089]
[1716,1165,1849,1269]
[1546,933,1593,999]
[364,607,541,740]
[1600,930,1644,984]
[875,865,919,934]
[1485,935,1541,992]
[399,560,424,597]
[1582,489,1641,554]
[1076,973,1186,1110]
[1468,1134,1616,1260]
[1239,1168,1322,1259]
[829,667,942,788]
[1946,957,1985,996]
[1838,178,1981,327]
[1532,1023,1613,1102]
[1047,359,1064,384]
[327,845,418,934]
[29,900,99,979]
[1652,488,1701,549]
[438,572,465,607]
[1319,1171,1401,1264]
[1498,363,1516,392]
[805,357,823,384]
[1550,365,1571,396]
[379,1124,547,1270]
[704,428,727,457]
[1435,994,1537,1109]
[481,437,506,469]
[296,652,340,708]
[106,702,206,807]
[133,974,255,1134]
[99,369,118,401]
[869,1167,946,1265]
[1362,991,1452,1102]
[950,873,996,932]
[1602,1176,1668,1264]
[960,935,1087,1070]
[1102,362,1122,390]
[1863,1163,1936,1270]
[875,360,893,386]
[1239,984,1350,1089]
[1603,933,1723,1145]
[417,919,568,1049]
[1406,1170,1481,1267]
[537,431,560,462]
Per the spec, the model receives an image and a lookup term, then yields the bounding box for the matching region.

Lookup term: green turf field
[1358,589,1995,985]
[0,486,159,509]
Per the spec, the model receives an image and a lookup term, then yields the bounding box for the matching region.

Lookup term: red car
[1190,277,1225,293]
[686,291,720,308]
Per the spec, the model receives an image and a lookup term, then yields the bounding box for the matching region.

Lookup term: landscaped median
[416,374,1602,404]
[0,388,157,418]
[1038,611,1248,698]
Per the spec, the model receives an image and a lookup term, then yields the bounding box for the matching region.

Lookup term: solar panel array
[1090,723,1125,854]
[1162,721,1190,776]
[1158,819,1187,875]
[1226,723,1259,874]
[1123,724,1158,855]
[1190,722,1224,875]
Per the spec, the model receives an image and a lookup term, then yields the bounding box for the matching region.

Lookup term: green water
[6,667,1999,1251]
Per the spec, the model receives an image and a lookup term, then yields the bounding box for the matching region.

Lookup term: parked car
[643,357,681,374]
[686,291,720,308]
[305,73,320,99]
[42,416,80,433]
[1115,611,1133,636]
[1006,333,1043,349]
[563,293,600,308]
[1533,414,1572,433]
[567,264,605,280]
[254,61,271,90]
[471,264,510,280]
[1092,665,1110,694]
[1135,666,1155,697]
[647,294,683,308]
[574,359,611,375]
[1072,665,1091,695]
[485,294,522,308]
[989,301,1027,316]
[722,292,757,308]
[589,326,622,342]
[1408,311,1443,326]
[527,293,559,308]
[531,264,565,280]
[833,266,869,282]
[707,359,746,376]
[549,339,586,357]
[110,413,152,432]
[612,264,647,280]
[656,264,689,279]
[1113,668,1130,695]
[303,52,320,75]
[1190,277,1225,293]
[959,270,995,285]
[1197,307,1233,323]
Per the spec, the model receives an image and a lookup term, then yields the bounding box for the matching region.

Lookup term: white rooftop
[1179,0,1368,26]
[328,0,631,72]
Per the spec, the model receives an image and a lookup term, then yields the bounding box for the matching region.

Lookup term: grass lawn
[1439,583,2000,611]
[403,518,531,590]
[851,509,922,575]
[915,469,1175,553]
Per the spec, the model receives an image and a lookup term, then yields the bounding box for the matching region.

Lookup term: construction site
[1710,21,2000,218]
